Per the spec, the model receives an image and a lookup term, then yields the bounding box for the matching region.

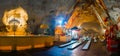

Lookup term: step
[59,41,76,47]
[67,42,82,50]
[82,38,91,50]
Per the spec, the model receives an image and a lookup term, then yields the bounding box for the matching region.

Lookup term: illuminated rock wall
[0,0,76,34]
[2,7,28,35]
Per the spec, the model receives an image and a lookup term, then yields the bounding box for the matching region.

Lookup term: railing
[0,35,54,51]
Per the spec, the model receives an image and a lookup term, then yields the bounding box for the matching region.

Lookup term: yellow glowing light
[2,7,28,35]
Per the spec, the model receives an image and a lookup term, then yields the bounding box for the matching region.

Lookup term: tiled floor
[0,40,109,56]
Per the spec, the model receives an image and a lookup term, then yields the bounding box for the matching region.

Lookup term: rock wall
[0,0,76,34]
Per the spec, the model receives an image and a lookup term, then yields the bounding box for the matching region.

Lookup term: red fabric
[107,37,118,52]
[106,25,119,52]
[109,25,118,38]
[103,24,118,52]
